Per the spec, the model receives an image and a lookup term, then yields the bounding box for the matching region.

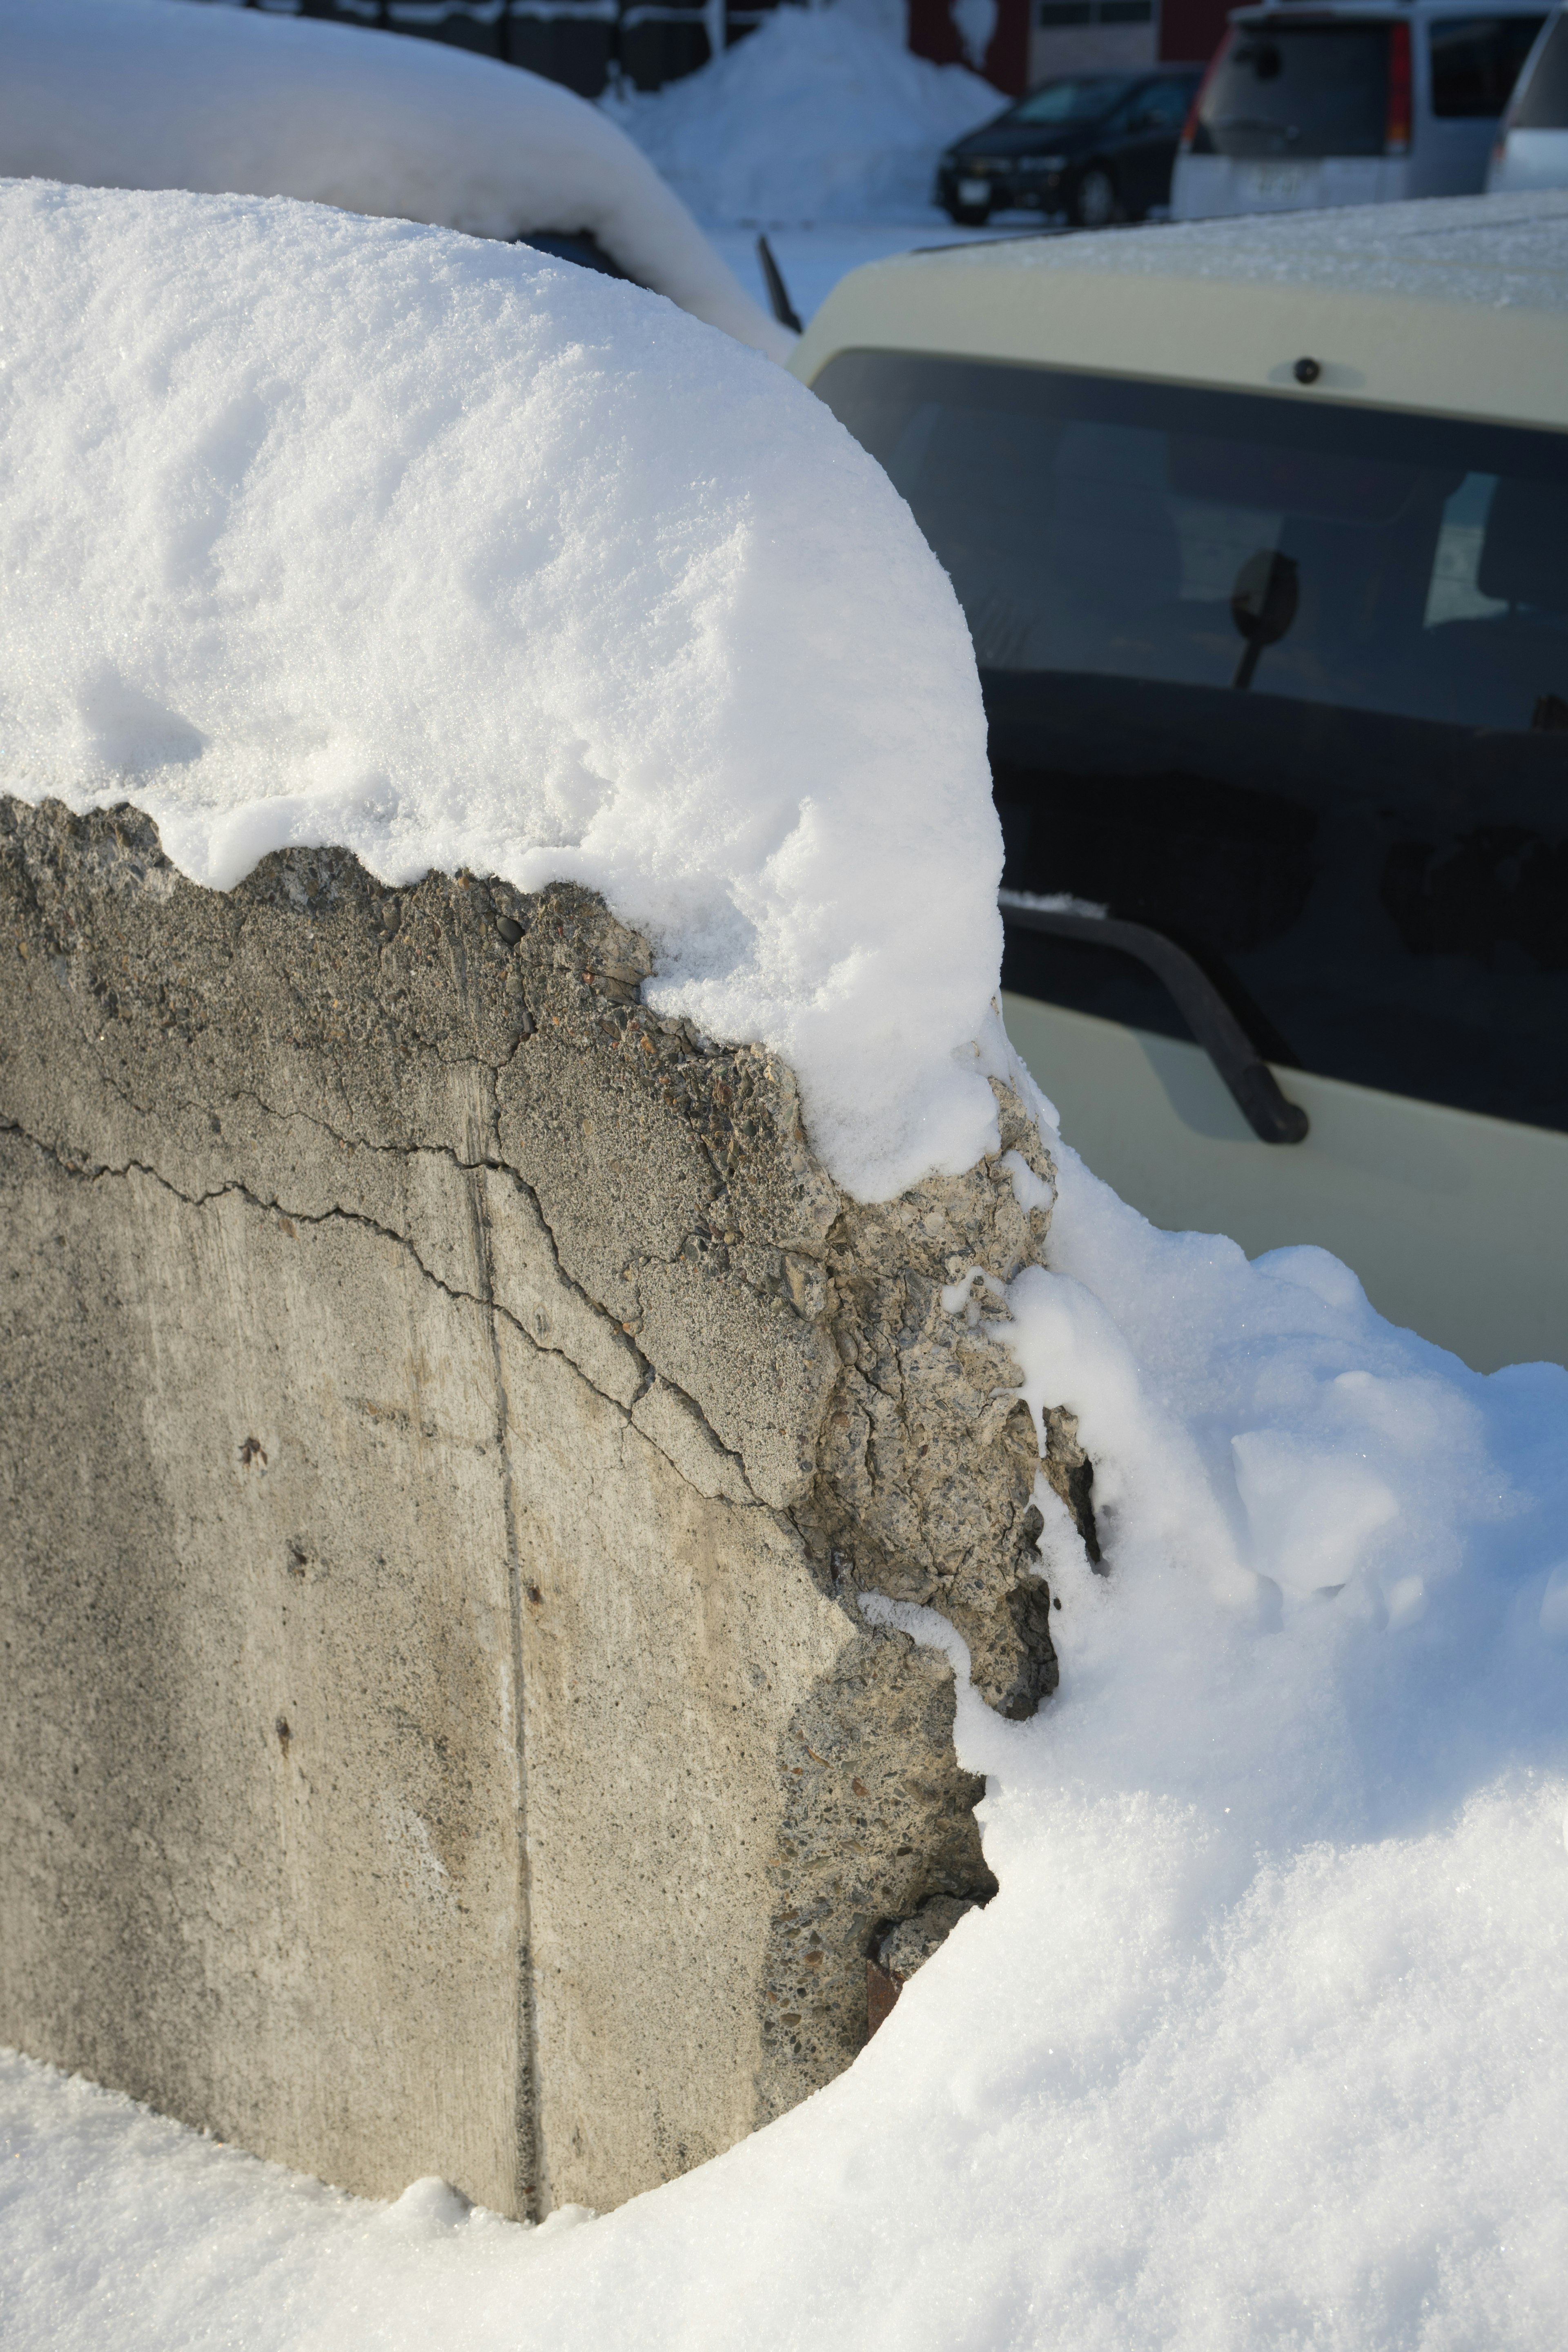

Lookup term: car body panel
[1490,122,1568,179]
[1003,993,1568,1372]
[788,197,1568,436]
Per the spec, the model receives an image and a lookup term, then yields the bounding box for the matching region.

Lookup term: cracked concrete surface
[0,796,1093,2217]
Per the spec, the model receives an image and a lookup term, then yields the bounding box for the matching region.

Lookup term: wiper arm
[755,234,803,334]
[999,892,1310,1145]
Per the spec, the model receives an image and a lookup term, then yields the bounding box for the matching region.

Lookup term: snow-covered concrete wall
[0,797,1087,2217]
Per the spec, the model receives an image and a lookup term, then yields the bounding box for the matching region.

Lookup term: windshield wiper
[755,234,803,334]
[998,893,1310,1145]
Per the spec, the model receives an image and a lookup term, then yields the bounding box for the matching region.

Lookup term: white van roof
[788,193,1568,433]
[1229,1,1541,17]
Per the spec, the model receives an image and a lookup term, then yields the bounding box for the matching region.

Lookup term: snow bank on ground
[0,179,1001,1200]
[0,0,789,357]
[605,5,1002,224]
[5,1126,1567,2348]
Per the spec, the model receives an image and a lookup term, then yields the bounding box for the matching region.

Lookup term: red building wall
[907,0,1032,97]
[1158,0,1236,65]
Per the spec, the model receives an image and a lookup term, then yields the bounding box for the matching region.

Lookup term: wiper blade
[999,893,1310,1145]
[755,234,803,335]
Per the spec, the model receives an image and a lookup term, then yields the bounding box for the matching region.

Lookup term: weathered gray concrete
[0,795,1092,2217]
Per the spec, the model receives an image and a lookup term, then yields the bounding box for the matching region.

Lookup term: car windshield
[1511,9,1568,121]
[1007,76,1136,125]
[1192,24,1391,158]
[814,350,1568,1134]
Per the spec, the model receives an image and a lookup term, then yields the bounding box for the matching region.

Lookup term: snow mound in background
[4,1132,1567,2348]
[605,6,1002,225]
[0,0,789,358]
[0,179,1003,1201]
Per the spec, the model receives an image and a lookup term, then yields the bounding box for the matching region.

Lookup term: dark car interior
[814,350,1568,1136]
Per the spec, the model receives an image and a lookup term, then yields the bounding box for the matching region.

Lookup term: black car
[936,69,1203,228]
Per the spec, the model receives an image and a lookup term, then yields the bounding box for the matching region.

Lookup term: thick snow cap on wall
[0,0,790,359]
[0,180,1004,1200]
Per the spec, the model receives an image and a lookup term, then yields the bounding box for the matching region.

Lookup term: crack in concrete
[473,1159,547,2224]
[0,1114,757,1511]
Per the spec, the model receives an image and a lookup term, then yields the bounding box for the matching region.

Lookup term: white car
[788,194,1568,1372]
[1488,4,1568,186]
[1174,0,1546,220]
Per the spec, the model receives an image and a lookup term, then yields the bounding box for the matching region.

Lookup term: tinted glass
[1192,26,1389,158]
[814,351,1568,1133]
[1508,8,1568,120]
[1429,14,1545,114]
[1136,77,1197,126]
[1009,76,1136,123]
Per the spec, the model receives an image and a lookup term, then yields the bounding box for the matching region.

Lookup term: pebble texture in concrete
[0,797,1094,2217]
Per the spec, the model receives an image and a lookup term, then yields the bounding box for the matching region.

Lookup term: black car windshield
[1007,76,1136,125]
[814,350,1568,1134]
[1192,24,1391,157]
[1511,9,1568,121]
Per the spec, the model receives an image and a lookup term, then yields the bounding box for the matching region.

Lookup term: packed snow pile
[0,178,1000,1200]
[604,4,1002,224]
[0,0,788,356]
[4,1140,1567,2348]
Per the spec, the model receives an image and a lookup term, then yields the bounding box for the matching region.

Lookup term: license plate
[957,177,991,205]
[1241,165,1311,203]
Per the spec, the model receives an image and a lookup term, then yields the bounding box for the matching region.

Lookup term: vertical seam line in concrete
[472,1162,548,2222]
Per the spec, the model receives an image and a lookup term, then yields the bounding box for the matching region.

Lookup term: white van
[1488,5,1568,187]
[788,196,1568,1372]
[1173,0,1546,219]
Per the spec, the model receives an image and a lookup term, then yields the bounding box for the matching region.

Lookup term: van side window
[1428,15,1545,116]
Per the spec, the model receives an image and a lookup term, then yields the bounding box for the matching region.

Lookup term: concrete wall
[0,797,1091,2217]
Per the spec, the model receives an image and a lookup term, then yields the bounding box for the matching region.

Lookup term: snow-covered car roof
[790,192,1568,432]
[0,0,791,361]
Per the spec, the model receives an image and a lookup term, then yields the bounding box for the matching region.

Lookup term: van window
[1189,24,1390,158]
[1429,14,1546,115]
[1510,10,1568,122]
[813,350,1568,1134]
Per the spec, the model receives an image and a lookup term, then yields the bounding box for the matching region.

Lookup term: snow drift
[0,0,790,357]
[0,178,1002,1200]
[4,1136,1567,2348]
[604,4,1003,224]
